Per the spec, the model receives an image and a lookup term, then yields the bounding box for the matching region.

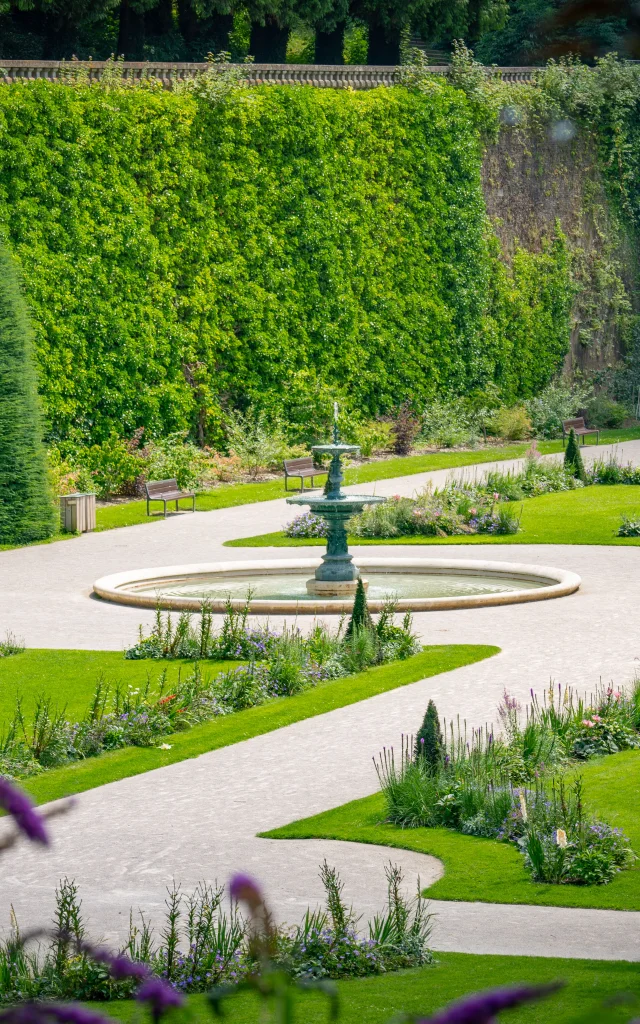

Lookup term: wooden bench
[562,417,600,447]
[283,457,327,492]
[145,478,196,517]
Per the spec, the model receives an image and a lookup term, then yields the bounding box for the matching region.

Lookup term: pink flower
[392,494,401,500]
[469,507,477,515]
[493,492,500,501]
[582,719,596,728]
[592,714,602,723]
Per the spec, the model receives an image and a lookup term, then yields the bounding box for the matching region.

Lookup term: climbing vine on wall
[0,77,573,445]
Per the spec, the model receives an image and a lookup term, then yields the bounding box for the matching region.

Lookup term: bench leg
[147,498,150,516]
[192,496,196,512]
[163,500,167,519]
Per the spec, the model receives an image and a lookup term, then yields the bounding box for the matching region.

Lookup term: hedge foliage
[0,80,572,446]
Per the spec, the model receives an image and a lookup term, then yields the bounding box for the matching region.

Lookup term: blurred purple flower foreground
[420,982,563,1023]
[0,776,48,845]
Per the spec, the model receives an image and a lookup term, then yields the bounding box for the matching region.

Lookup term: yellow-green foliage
[0,81,572,445]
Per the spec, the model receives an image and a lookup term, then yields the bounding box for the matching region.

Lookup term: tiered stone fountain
[286,406,385,597]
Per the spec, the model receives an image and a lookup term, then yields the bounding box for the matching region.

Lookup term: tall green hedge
[0,81,572,445]
[0,241,56,544]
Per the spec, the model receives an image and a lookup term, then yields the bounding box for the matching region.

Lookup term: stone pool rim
[92,557,581,614]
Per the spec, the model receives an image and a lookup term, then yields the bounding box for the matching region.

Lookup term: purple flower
[0,776,48,845]
[229,872,263,909]
[136,977,184,1021]
[0,1003,114,1024]
[419,983,563,1023]
[80,943,149,981]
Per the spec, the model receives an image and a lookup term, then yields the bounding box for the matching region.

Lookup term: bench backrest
[563,417,586,431]
[146,478,179,497]
[284,457,315,474]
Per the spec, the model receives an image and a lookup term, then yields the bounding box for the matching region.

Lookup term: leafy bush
[618,515,640,537]
[78,433,147,498]
[585,396,627,429]
[525,379,593,439]
[489,405,532,441]
[420,399,478,448]
[145,432,210,490]
[284,512,328,538]
[225,412,291,479]
[344,419,393,458]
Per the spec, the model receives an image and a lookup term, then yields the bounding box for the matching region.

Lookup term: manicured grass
[226,484,640,548]
[103,952,640,1024]
[92,441,568,532]
[264,750,640,911]
[0,649,231,728]
[14,645,497,806]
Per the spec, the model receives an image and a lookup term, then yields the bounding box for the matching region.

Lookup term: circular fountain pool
[93,558,581,614]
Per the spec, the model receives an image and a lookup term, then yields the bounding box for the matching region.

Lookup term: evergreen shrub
[564,428,587,482]
[0,242,56,544]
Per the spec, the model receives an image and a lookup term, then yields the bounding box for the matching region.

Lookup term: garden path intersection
[2,442,640,961]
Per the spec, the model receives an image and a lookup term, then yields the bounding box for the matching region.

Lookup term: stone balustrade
[0,59,539,88]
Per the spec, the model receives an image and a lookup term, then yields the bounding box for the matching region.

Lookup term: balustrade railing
[0,60,540,88]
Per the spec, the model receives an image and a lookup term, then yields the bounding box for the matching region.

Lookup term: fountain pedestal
[286,422,385,599]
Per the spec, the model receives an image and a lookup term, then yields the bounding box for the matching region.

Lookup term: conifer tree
[564,427,586,482]
[0,243,56,545]
[345,577,372,637]
[415,699,444,773]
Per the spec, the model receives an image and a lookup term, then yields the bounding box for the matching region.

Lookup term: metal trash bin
[59,493,96,533]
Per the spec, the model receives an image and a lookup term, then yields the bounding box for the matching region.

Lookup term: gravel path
[2,440,640,961]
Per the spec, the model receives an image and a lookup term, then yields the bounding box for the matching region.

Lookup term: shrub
[585,396,627,429]
[145,432,210,491]
[415,700,444,773]
[564,428,587,482]
[284,512,328,538]
[420,399,478,448]
[0,242,56,544]
[345,419,393,458]
[525,379,593,439]
[79,434,147,498]
[489,405,532,441]
[345,578,372,638]
[226,412,290,479]
[618,515,640,537]
[390,403,421,456]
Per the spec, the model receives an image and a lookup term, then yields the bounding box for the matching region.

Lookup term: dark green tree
[245,0,332,62]
[415,699,444,773]
[345,577,372,637]
[564,427,586,482]
[314,0,349,63]
[0,244,56,545]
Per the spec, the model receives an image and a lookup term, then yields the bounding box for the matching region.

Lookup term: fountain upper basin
[93,557,581,615]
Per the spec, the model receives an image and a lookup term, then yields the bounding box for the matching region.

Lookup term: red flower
[158,695,176,705]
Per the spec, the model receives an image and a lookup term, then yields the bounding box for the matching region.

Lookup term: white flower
[556,828,567,848]
[158,743,172,750]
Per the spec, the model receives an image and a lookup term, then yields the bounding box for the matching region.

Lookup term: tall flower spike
[78,941,150,981]
[420,982,564,1023]
[0,1002,114,1024]
[0,777,48,845]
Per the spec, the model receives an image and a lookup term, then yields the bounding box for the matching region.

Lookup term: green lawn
[226,484,640,548]
[7,645,496,806]
[0,649,231,727]
[102,952,640,1024]
[93,433,626,533]
[264,749,640,912]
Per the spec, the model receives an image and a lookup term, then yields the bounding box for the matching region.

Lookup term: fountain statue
[286,403,386,597]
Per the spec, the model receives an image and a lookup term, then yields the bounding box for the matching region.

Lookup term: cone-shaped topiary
[564,428,586,482]
[415,699,444,774]
[0,243,56,544]
[345,577,372,638]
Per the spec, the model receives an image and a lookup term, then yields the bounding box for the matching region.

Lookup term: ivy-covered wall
[0,80,573,445]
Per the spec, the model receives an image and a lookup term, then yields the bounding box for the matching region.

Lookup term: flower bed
[376,683,639,887]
